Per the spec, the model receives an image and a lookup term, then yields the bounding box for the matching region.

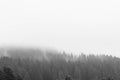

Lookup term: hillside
[0,47,120,80]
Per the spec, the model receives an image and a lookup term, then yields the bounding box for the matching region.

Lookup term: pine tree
[0,67,23,80]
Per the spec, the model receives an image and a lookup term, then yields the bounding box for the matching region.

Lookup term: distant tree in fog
[0,48,120,80]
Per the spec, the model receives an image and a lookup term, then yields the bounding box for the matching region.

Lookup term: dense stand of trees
[0,48,120,80]
[0,66,23,80]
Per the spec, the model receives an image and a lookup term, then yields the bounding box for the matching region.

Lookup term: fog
[0,0,120,57]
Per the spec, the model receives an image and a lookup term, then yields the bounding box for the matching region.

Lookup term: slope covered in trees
[0,47,120,80]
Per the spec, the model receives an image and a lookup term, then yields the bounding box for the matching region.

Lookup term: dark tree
[65,75,72,80]
[0,67,23,80]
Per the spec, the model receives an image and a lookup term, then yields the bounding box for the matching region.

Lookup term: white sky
[0,0,120,57]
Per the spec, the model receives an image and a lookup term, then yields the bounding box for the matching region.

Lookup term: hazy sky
[0,0,120,57]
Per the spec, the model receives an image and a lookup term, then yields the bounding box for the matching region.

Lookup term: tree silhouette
[65,75,72,80]
[0,66,23,80]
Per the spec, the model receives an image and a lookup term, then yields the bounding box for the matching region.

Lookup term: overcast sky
[0,0,120,57]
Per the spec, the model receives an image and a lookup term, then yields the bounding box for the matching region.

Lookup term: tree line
[0,49,120,80]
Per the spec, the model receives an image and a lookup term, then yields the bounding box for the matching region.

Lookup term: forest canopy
[0,47,120,80]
